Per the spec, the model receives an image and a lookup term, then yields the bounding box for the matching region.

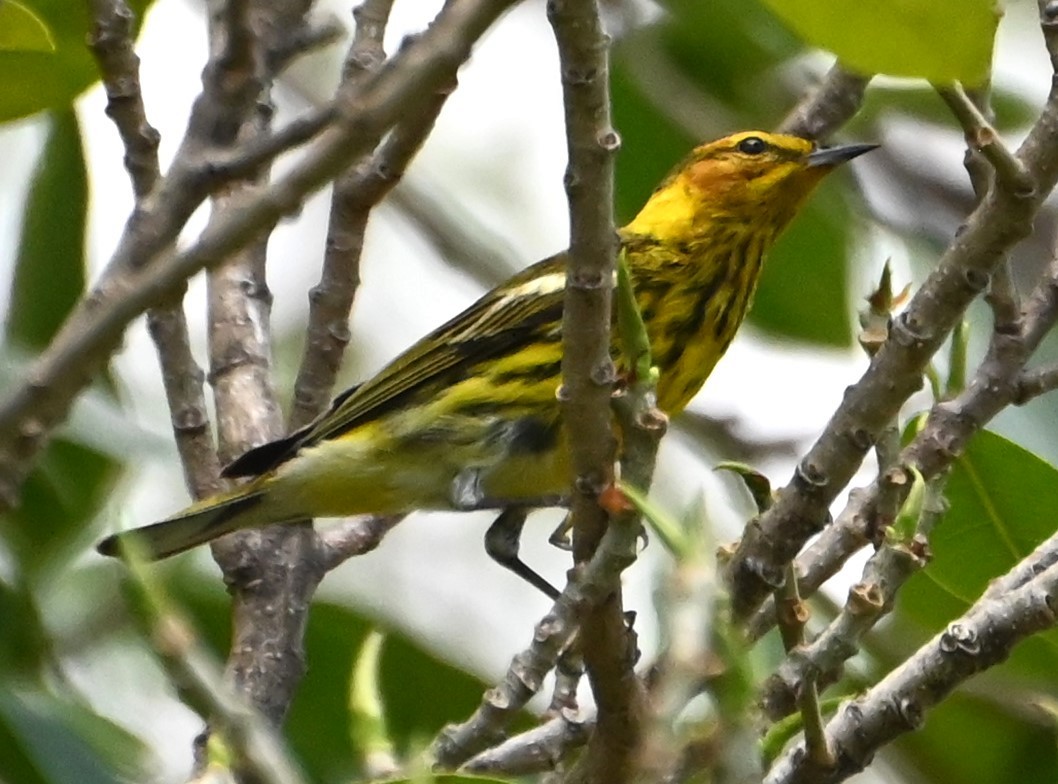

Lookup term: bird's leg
[484,507,559,599]
[548,512,573,551]
[549,486,651,551]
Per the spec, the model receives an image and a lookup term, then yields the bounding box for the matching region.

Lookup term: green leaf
[914,430,1056,604]
[0,0,152,121]
[611,58,695,226]
[1,110,126,580]
[0,1,55,53]
[619,481,690,558]
[759,0,1000,84]
[897,429,1058,678]
[4,437,120,580]
[714,461,773,513]
[761,696,844,763]
[657,0,802,109]
[889,466,926,542]
[6,108,87,350]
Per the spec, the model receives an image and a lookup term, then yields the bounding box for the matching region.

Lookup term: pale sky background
[0,0,1053,779]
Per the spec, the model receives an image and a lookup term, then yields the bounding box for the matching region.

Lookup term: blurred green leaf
[0,578,53,678]
[897,429,1058,678]
[759,0,999,84]
[2,110,125,582]
[6,108,87,350]
[619,481,690,558]
[659,0,801,109]
[5,438,120,580]
[852,83,1038,133]
[0,684,148,784]
[611,57,694,226]
[0,0,152,121]
[0,1,55,53]
[350,630,396,773]
[751,186,854,346]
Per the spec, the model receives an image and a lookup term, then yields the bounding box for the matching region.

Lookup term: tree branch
[286,0,394,428]
[318,514,404,572]
[749,239,1058,649]
[288,0,458,430]
[1014,362,1058,403]
[546,3,641,783]
[462,712,593,776]
[86,0,221,499]
[0,0,520,511]
[430,471,651,768]
[765,559,1058,784]
[124,561,306,784]
[726,41,1058,621]
[86,0,160,199]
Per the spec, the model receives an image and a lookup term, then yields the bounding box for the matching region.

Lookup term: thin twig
[292,93,452,427]
[760,525,927,721]
[145,304,222,499]
[1014,362,1058,403]
[210,105,339,183]
[318,514,405,572]
[86,0,221,498]
[936,84,1034,196]
[85,0,160,198]
[288,0,394,427]
[748,248,1058,645]
[777,63,870,141]
[267,16,345,75]
[549,645,584,716]
[462,712,594,775]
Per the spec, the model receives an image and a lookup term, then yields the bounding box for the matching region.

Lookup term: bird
[98,130,875,593]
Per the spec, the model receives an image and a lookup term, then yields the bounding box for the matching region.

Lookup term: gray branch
[726,15,1058,619]
[765,559,1058,784]
[0,0,519,510]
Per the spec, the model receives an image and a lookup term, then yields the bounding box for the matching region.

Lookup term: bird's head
[624,131,876,241]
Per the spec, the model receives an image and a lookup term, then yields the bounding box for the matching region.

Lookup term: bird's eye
[736,136,767,155]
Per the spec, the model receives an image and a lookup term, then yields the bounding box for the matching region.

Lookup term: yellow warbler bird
[98,131,874,574]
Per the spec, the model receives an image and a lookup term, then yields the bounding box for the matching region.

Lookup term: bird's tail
[97,488,270,561]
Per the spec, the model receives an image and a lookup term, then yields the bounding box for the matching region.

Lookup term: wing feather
[300,253,568,445]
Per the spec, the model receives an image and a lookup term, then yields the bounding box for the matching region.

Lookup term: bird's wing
[299,253,568,445]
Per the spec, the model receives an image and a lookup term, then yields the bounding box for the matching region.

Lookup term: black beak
[806,142,879,168]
